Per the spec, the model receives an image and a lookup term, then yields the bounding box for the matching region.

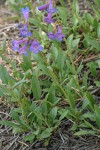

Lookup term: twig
[6,136,19,150]
[18,140,29,147]
[83,55,99,63]
[0,112,10,117]
[0,24,18,32]
[91,88,100,94]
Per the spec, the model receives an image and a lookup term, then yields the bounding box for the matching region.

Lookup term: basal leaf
[0,65,13,84]
[31,72,41,100]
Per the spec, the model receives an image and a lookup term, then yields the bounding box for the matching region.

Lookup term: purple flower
[55,26,65,41]
[21,6,30,21]
[18,43,28,56]
[29,39,43,54]
[12,39,27,50]
[48,26,65,41]
[19,24,32,38]
[44,13,54,24]
[18,23,23,28]
[38,3,49,11]
[48,32,57,40]
[47,0,57,13]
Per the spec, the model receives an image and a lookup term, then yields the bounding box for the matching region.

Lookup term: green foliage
[0,0,100,143]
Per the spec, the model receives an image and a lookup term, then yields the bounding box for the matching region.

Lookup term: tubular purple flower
[44,13,54,24]
[48,32,57,40]
[12,39,27,50]
[29,39,43,54]
[18,23,23,28]
[47,0,57,13]
[21,6,30,21]
[55,26,65,41]
[18,43,28,56]
[19,24,32,38]
[38,3,49,11]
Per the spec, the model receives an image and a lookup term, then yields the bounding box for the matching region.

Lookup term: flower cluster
[12,7,43,55]
[38,0,65,41]
[38,0,57,24]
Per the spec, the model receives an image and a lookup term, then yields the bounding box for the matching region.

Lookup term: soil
[0,1,100,150]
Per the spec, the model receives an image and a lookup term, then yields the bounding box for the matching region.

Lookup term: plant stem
[47,66,70,103]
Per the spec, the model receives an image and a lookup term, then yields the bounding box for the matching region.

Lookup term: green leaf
[67,88,75,109]
[81,112,95,121]
[0,84,10,96]
[88,62,97,77]
[24,134,35,141]
[11,110,21,122]
[59,110,68,121]
[11,110,31,130]
[0,120,19,128]
[95,105,100,129]
[13,127,24,134]
[31,72,41,100]
[29,18,46,31]
[57,49,65,73]
[58,7,68,25]
[97,23,100,38]
[0,90,5,96]
[73,0,79,14]
[1,37,6,51]
[13,79,27,89]
[41,101,47,116]
[85,34,100,51]
[59,0,66,7]
[20,55,32,71]
[39,128,52,139]
[66,34,73,50]
[48,84,56,104]
[72,38,80,48]
[86,92,95,111]
[0,65,13,84]
[95,81,100,87]
[84,120,95,129]
[77,63,83,74]
[85,13,94,25]
[49,107,58,121]
[82,72,88,90]
[74,130,95,136]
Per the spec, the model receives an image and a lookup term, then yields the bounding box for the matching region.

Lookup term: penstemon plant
[0,0,100,142]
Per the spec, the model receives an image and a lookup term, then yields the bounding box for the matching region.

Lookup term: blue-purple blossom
[55,26,65,41]
[48,32,57,40]
[18,43,28,56]
[12,39,27,50]
[44,13,54,24]
[29,39,43,54]
[19,24,32,38]
[21,6,30,21]
[47,0,58,13]
[48,26,65,41]
[18,23,23,28]
[38,3,49,11]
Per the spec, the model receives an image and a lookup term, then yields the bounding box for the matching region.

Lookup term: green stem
[47,66,69,102]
